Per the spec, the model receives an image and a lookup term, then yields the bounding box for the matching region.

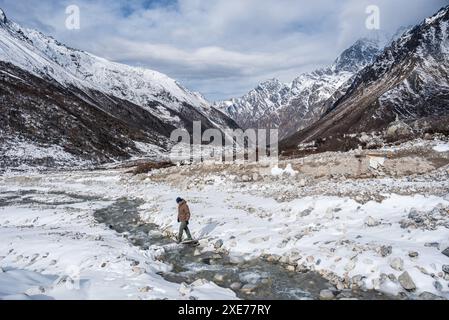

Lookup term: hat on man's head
[176,197,183,204]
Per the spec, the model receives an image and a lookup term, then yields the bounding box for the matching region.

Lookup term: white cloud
[0,0,447,100]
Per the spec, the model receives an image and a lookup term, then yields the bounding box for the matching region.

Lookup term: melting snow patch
[271,164,297,177]
[433,143,449,153]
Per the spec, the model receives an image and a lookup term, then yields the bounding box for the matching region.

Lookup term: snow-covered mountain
[0,8,238,168]
[216,38,382,139]
[281,5,449,155]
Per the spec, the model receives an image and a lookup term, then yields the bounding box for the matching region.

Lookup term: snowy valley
[1,4,449,302]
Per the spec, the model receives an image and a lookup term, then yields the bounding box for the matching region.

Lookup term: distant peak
[0,8,7,24]
[425,5,449,25]
[333,38,381,73]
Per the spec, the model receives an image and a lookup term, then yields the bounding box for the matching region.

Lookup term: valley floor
[1,139,449,300]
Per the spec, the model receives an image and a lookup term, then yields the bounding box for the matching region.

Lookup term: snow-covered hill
[0,8,238,169]
[281,5,449,155]
[216,39,382,139]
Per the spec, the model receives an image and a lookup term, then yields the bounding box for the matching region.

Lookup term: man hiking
[176,197,193,243]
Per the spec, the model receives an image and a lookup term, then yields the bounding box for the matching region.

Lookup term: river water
[94,197,393,300]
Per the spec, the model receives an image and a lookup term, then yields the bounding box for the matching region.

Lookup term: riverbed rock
[213,239,224,249]
[434,281,443,291]
[398,272,416,291]
[267,254,281,263]
[319,289,335,300]
[191,279,209,287]
[230,282,242,290]
[418,292,444,300]
[213,274,226,282]
[139,286,152,293]
[442,265,449,274]
[240,284,258,294]
[344,260,356,272]
[380,245,392,257]
[25,286,46,296]
[229,255,245,264]
[442,247,449,258]
[365,216,380,227]
[132,266,145,275]
[286,265,296,272]
[408,251,419,258]
[179,283,192,295]
[389,257,404,271]
[424,242,440,249]
[306,256,315,264]
[296,264,308,273]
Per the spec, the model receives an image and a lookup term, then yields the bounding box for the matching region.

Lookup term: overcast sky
[0,0,447,100]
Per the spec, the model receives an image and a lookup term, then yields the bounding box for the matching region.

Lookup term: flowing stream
[94,198,394,300]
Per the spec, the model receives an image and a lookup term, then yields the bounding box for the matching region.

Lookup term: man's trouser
[178,221,192,242]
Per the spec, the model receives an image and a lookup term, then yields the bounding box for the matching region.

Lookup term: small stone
[344,260,356,272]
[0,267,4,273]
[398,272,416,291]
[424,242,440,249]
[286,265,296,272]
[213,274,225,282]
[388,274,397,282]
[101,262,107,268]
[442,265,449,274]
[230,282,242,290]
[380,246,392,257]
[25,286,46,296]
[319,289,335,300]
[266,254,281,263]
[434,281,443,291]
[240,284,258,294]
[408,251,419,258]
[132,266,145,275]
[442,247,449,257]
[365,216,380,227]
[213,239,224,249]
[389,257,404,271]
[279,256,289,264]
[139,286,152,293]
[296,264,308,273]
[179,283,192,296]
[306,256,315,263]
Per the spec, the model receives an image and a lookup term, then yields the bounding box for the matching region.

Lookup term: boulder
[213,274,226,282]
[389,257,404,271]
[240,284,258,294]
[213,239,224,249]
[398,272,416,291]
[380,245,392,257]
[230,282,242,290]
[385,121,413,140]
[442,247,449,258]
[319,289,335,300]
[442,265,449,274]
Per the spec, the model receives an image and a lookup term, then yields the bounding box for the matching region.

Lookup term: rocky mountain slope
[281,6,449,156]
[0,8,238,168]
[216,38,382,139]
